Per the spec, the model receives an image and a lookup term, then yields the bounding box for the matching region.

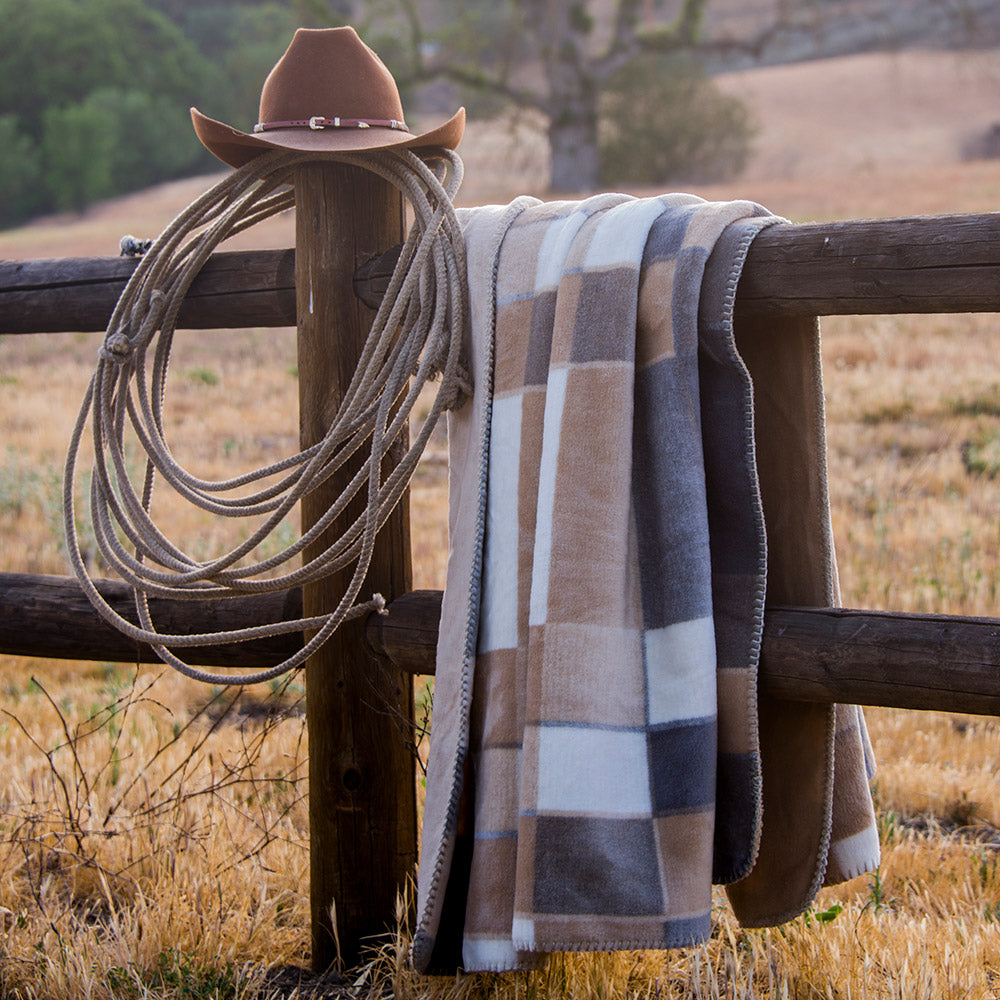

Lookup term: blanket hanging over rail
[412,194,880,974]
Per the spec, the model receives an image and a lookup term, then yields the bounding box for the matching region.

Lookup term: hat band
[253,116,410,134]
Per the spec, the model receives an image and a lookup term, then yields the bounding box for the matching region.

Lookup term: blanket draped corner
[412,194,881,975]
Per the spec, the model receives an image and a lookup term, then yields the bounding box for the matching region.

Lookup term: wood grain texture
[293,163,414,972]
[737,213,1000,316]
[0,250,296,333]
[760,606,1000,712]
[0,572,301,667]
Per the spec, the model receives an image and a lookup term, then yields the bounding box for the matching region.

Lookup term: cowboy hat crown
[191,26,464,167]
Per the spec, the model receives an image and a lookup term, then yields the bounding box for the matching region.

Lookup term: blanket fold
[413,195,879,975]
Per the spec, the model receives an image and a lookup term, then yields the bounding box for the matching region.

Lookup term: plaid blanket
[412,195,880,974]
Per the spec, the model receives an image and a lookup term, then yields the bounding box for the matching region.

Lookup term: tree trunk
[547,107,601,192]
[524,0,602,192]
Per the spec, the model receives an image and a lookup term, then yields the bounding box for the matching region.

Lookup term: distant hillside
[693,0,1000,70]
[714,48,1000,183]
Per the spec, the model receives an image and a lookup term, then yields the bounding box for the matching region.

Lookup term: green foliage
[962,428,1000,478]
[865,866,894,913]
[974,846,998,889]
[85,88,202,191]
[152,948,242,998]
[0,0,300,229]
[0,0,218,226]
[185,365,220,386]
[948,384,1000,418]
[40,101,117,213]
[0,0,212,139]
[599,54,757,187]
[802,901,843,926]
[225,6,301,122]
[0,115,42,224]
[568,1,595,34]
[172,3,300,131]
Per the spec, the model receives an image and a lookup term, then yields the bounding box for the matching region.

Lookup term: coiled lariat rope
[64,146,468,686]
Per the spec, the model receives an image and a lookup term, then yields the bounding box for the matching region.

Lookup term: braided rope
[64,146,468,685]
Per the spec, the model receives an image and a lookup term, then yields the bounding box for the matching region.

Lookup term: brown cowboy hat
[191,26,464,168]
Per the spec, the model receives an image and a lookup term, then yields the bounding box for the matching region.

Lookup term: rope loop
[65,146,468,686]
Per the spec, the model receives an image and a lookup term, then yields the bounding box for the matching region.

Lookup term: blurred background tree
[0,0,756,224]
[390,0,746,191]
[5,0,990,225]
[0,0,305,226]
[599,52,756,187]
[0,0,219,223]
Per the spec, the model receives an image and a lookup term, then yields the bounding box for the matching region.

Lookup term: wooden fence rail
[2,212,1000,334]
[3,574,1000,718]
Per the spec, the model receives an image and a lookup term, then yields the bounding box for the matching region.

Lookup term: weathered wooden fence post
[294,160,415,972]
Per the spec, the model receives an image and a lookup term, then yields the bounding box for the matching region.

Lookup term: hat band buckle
[253,116,410,134]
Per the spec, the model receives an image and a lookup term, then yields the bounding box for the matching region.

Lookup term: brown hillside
[715,48,1000,183]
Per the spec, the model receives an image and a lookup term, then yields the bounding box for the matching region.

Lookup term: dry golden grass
[2,57,1000,994]
[824,311,1000,618]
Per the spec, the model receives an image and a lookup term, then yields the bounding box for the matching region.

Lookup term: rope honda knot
[99,331,132,364]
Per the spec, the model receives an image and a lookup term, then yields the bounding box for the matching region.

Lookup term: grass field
[2,50,1000,997]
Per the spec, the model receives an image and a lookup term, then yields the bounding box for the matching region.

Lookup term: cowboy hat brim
[190,106,465,169]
